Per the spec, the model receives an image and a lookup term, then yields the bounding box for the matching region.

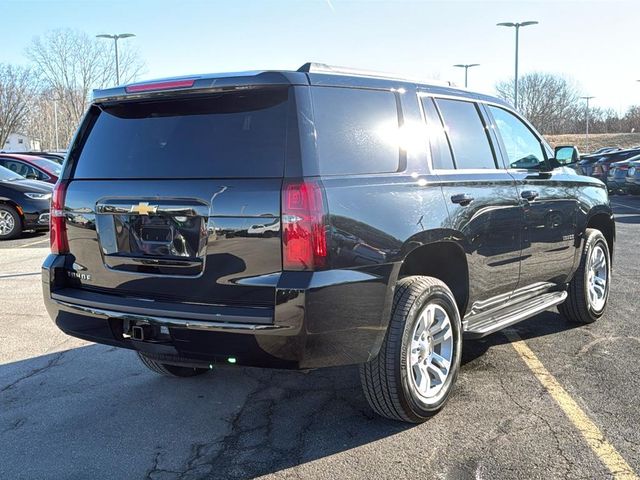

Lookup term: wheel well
[398,241,469,314]
[586,213,615,258]
[0,200,23,222]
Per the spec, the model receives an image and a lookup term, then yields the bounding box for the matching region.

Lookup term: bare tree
[621,105,640,133]
[496,72,581,134]
[0,64,37,149]
[23,89,71,151]
[26,29,144,149]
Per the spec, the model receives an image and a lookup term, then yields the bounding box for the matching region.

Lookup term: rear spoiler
[92,70,309,103]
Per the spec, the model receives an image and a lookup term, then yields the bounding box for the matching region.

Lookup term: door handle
[521,190,539,201]
[451,193,474,206]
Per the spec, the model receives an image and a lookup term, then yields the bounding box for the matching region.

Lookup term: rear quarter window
[311,87,401,175]
[72,88,290,179]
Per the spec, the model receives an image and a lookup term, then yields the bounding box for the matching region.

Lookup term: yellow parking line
[505,330,638,480]
[18,238,49,248]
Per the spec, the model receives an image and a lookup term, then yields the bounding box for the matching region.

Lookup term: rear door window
[435,98,497,170]
[72,88,290,179]
[311,87,401,175]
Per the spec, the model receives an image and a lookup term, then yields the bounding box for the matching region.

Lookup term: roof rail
[297,62,454,87]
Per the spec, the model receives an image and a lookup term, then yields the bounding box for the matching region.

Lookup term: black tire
[558,228,611,324]
[359,276,462,423]
[0,205,22,240]
[137,352,210,377]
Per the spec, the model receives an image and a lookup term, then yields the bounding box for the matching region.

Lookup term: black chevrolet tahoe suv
[43,63,614,423]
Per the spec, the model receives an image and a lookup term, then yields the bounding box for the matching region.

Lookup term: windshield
[28,157,62,175]
[0,165,24,181]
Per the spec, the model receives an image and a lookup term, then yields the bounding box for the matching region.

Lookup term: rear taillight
[125,79,196,93]
[281,180,328,271]
[50,181,69,254]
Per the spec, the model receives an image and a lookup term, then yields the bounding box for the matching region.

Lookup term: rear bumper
[20,198,50,230]
[24,212,50,230]
[42,254,396,369]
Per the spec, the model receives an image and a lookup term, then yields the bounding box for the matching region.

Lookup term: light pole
[96,33,135,84]
[497,21,538,110]
[53,99,59,151]
[453,64,480,88]
[40,93,61,151]
[581,96,595,152]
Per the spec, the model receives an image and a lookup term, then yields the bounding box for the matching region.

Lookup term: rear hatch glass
[73,88,289,179]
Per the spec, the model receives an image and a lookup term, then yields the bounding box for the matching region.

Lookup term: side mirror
[554,145,580,165]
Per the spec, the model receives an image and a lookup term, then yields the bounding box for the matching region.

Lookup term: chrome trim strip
[53,299,292,335]
[104,255,203,269]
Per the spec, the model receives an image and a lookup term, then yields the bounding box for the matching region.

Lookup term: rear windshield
[73,88,290,179]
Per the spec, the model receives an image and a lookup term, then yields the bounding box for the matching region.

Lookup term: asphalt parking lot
[0,198,639,480]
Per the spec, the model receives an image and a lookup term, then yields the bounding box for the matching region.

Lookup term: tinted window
[488,106,545,169]
[0,159,45,180]
[29,157,62,176]
[312,87,400,175]
[0,165,22,181]
[73,88,290,179]
[421,97,455,170]
[435,99,496,169]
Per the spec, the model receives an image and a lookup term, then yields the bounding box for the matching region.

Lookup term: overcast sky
[2,0,638,113]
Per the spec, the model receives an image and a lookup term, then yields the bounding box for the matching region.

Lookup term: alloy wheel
[587,244,608,312]
[406,303,454,401]
[0,210,15,236]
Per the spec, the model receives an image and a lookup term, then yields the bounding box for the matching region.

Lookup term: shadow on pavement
[462,310,582,366]
[0,309,592,479]
[18,231,48,239]
[0,344,410,479]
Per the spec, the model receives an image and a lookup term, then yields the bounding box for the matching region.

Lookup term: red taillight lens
[50,181,69,254]
[281,180,327,271]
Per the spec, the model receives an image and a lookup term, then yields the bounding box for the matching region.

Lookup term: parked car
[0,153,61,184]
[575,154,603,176]
[575,149,622,176]
[42,63,614,423]
[606,156,640,194]
[0,165,52,239]
[591,147,640,184]
[12,151,66,164]
[624,159,640,194]
[588,147,620,156]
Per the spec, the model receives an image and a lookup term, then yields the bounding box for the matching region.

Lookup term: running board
[463,291,567,339]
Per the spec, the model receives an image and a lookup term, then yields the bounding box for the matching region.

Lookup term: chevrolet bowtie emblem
[130,202,158,215]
